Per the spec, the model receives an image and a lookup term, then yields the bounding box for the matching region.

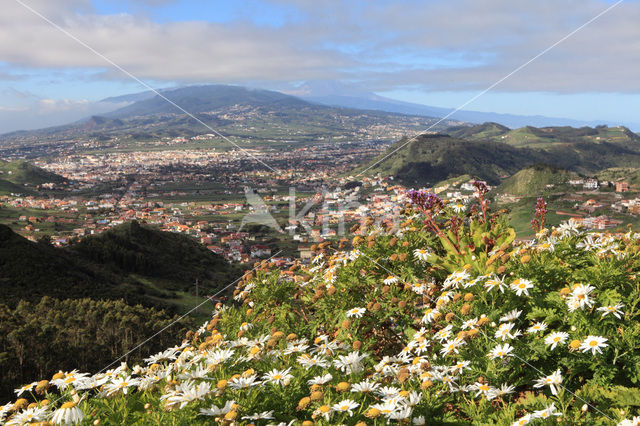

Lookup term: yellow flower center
[589,340,598,347]
[553,336,561,342]
[60,401,77,409]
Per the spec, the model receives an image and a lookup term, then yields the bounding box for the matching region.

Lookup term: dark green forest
[0,297,192,401]
[0,221,243,402]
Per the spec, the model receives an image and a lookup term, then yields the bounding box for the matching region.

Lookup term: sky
[1,0,640,133]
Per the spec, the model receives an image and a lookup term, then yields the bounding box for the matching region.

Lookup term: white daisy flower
[51,401,84,425]
[500,309,523,322]
[532,403,562,419]
[307,373,333,386]
[346,307,366,318]
[14,382,37,397]
[333,351,367,374]
[488,343,514,359]
[510,278,534,296]
[544,331,569,350]
[263,368,293,385]
[421,308,440,324]
[351,379,380,393]
[199,400,236,416]
[413,248,432,262]
[384,275,399,285]
[242,410,275,421]
[533,369,563,395]
[597,303,624,319]
[527,321,547,334]
[484,275,507,293]
[580,335,608,355]
[331,399,359,416]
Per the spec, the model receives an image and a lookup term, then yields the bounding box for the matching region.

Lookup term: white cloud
[0,96,128,134]
[0,0,639,95]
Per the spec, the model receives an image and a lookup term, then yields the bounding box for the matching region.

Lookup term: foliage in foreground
[3,187,640,425]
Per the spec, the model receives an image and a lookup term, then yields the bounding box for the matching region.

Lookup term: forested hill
[362,125,640,186]
[0,221,240,308]
[70,220,238,288]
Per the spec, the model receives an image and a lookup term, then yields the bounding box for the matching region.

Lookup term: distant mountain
[295,81,638,129]
[105,85,310,118]
[0,221,239,308]
[100,90,158,104]
[2,85,455,146]
[362,124,640,186]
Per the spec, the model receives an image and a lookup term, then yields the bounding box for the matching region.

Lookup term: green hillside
[596,167,640,187]
[0,224,124,305]
[362,134,546,185]
[363,126,640,186]
[445,122,510,140]
[0,160,66,186]
[70,220,242,291]
[497,164,579,196]
[454,123,640,151]
[0,221,241,402]
[0,221,240,308]
[0,178,32,195]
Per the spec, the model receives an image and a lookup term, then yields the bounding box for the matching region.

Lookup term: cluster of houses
[568,177,633,192]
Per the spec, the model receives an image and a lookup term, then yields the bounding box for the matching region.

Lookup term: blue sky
[1,0,640,132]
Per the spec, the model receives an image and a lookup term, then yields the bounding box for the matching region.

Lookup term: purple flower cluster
[473,180,489,196]
[406,189,444,212]
[531,197,548,232]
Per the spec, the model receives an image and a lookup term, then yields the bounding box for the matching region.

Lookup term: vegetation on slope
[445,122,511,141]
[362,134,545,185]
[5,188,640,424]
[0,179,30,196]
[0,221,240,308]
[0,297,192,402]
[596,168,640,188]
[451,123,640,151]
[496,164,579,197]
[70,220,241,292]
[0,224,126,306]
[0,160,66,186]
[364,125,640,186]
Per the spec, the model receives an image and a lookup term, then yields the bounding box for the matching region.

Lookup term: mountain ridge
[1,85,453,145]
[362,123,640,186]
